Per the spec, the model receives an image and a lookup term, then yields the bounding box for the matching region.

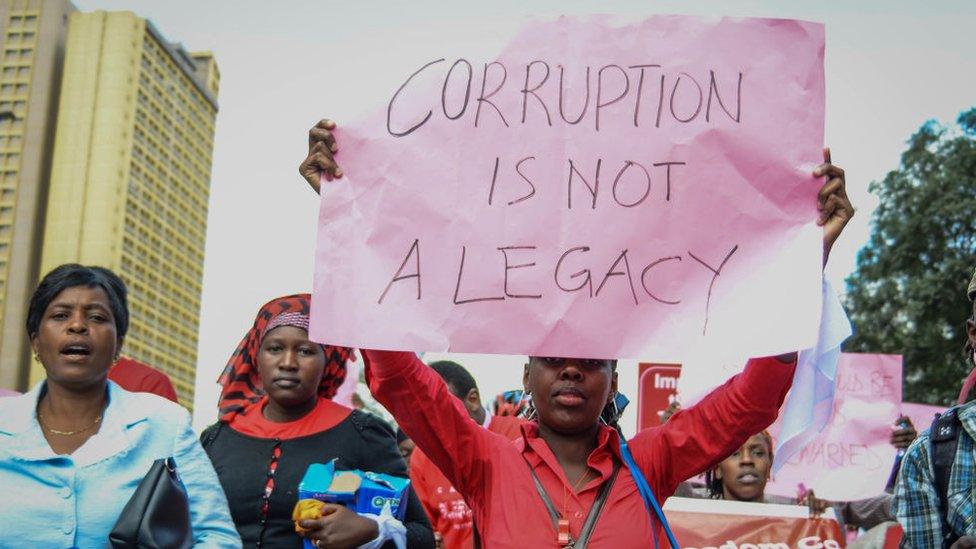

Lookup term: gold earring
[32,352,39,362]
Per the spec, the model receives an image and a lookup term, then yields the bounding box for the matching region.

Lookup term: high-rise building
[0,0,74,392]
[35,10,219,408]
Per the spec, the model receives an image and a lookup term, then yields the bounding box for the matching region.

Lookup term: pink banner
[312,15,825,360]
[767,353,903,501]
[900,401,945,435]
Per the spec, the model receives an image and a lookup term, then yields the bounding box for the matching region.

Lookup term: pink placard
[312,15,826,360]
[901,401,946,434]
[767,353,903,501]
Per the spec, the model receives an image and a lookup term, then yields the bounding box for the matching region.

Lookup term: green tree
[844,108,976,405]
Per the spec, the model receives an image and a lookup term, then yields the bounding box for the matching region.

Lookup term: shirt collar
[0,381,43,435]
[958,400,976,439]
[519,421,623,488]
[0,380,149,464]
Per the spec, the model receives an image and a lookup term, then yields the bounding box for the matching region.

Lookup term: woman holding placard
[300,119,854,547]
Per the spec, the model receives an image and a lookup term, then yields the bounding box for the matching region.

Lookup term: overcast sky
[74,0,976,431]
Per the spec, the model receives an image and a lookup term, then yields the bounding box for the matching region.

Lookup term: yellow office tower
[36,11,219,409]
[0,0,73,392]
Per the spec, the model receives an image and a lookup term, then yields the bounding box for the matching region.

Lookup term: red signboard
[638,363,682,430]
[664,497,846,549]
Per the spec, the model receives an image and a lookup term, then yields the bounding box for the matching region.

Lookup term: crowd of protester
[0,117,972,549]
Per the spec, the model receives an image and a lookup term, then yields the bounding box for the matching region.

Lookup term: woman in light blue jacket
[0,264,240,548]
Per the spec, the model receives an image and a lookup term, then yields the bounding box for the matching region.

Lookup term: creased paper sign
[312,15,825,360]
[767,353,904,501]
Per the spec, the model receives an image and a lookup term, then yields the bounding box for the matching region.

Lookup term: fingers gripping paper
[312,15,826,360]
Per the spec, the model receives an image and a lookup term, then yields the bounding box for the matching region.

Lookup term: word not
[487,155,686,208]
[387,58,744,136]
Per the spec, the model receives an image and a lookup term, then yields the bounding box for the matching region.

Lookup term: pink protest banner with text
[311,15,825,360]
[767,353,903,501]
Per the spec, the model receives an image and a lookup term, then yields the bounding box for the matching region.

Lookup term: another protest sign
[900,401,945,434]
[311,15,826,360]
[664,497,845,549]
[766,353,903,501]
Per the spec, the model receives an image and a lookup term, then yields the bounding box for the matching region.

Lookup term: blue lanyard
[619,437,681,549]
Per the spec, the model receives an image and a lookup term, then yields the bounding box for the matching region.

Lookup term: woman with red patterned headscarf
[201,294,434,549]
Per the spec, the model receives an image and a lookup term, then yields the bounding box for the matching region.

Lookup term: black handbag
[109,457,193,549]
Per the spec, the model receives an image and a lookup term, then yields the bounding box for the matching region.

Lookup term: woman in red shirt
[299,120,854,548]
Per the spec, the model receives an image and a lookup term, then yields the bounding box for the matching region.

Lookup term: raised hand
[813,147,854,264]
[299,119,342,194]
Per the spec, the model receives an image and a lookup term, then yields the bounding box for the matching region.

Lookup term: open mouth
[59,342,92,358]
[737,472,761,485]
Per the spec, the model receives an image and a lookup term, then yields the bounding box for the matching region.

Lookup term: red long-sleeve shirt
[365,350,795,548]
[410,415,523,549]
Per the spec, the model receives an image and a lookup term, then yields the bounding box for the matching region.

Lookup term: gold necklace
[38,412,102,436]
[571,468,593,493]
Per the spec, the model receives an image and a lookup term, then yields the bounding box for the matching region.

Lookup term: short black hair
[26,264,129,341]
[428,360,477,398]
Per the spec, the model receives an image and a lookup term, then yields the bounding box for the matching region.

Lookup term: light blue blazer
[0,380,241,548]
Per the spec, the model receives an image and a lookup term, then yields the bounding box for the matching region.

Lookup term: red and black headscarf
[217,294,353,420]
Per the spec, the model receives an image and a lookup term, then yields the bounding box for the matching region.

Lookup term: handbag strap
[524,457,620,548]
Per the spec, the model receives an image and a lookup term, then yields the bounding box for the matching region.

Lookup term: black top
[201,410,434,549]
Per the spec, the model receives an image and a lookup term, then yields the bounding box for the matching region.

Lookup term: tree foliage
[844,108,976,405]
